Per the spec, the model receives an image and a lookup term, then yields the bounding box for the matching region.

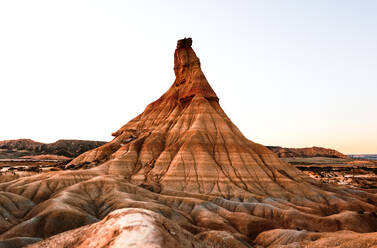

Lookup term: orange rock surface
[1,38,377,247]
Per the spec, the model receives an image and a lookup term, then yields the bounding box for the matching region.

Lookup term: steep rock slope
[67,38,314,200]
[1,38,377,247]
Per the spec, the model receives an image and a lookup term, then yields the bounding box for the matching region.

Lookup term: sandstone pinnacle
[1,39,377,247]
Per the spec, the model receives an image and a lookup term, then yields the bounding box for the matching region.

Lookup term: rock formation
[0,139,43,153]
[1,38,377,247]
[267,146,349,159]
[0,139,106,159]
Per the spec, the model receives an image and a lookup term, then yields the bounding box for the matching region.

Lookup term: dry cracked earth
[1,38,377,248]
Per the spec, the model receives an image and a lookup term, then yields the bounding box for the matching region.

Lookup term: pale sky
[0,0,376,154]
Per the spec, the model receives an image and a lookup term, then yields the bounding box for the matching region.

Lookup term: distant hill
[349,154,377,161]
[0,139,350,160]
[0,139,106,159]
[266,146,349,159]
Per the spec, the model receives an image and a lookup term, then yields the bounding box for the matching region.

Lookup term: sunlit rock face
[1,38,377,247]
[67,38,311,200]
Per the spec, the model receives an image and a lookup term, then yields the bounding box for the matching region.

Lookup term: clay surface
[1,38,377,247]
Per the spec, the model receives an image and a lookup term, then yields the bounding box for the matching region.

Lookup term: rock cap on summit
[177,37,192,49]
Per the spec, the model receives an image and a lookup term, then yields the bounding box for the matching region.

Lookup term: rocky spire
[66,38,354,205]
[4,39,377,247]
[67,38,300,200]
[172,38,219,104]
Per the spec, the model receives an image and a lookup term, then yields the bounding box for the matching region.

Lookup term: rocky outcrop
[1,38,377,247]
[27,208,251,248]
[28,208,204,248]
[0,139,106,159]
[267,146,349,159]
[255,229,377,247]
[0,139,43,152]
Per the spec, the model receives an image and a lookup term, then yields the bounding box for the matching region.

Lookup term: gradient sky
[0,0,376,154]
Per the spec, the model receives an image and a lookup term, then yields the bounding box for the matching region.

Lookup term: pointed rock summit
[68,37,301,199]
[66,38,363,204]
[2,38,377,248]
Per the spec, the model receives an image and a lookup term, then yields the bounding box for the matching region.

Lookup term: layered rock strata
[1,38,377,247]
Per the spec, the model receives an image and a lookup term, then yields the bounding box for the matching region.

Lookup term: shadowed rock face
[0,139,106,159]
[1,38,377,247]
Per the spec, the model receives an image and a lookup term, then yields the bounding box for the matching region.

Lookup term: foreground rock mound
[29,208,204,248]
[1,38,377,247]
